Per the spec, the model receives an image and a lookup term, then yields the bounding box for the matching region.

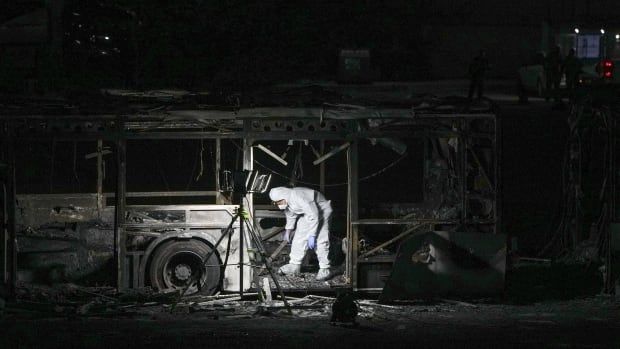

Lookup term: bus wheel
[148,239,221,295]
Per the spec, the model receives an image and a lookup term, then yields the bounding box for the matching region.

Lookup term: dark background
[3,0,620,92]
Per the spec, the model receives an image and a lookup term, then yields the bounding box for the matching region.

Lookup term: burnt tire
[148,239,221,296]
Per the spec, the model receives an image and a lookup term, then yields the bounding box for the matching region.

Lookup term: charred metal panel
[15,194,114,283]
[17,223,114,284]
[357,257,394,290]
[16,194,107,227]
[380,231,506,300]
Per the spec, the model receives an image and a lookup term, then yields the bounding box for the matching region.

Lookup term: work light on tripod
[219,170,272,195]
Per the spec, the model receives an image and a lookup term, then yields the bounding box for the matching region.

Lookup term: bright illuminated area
[0,2,619,349]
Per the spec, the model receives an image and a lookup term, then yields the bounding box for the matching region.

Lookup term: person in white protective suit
[269,186,333,281]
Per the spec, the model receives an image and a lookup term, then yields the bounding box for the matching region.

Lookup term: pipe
[255,144,288,166]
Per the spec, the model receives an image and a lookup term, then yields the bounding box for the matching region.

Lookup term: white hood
[269,186,292,203]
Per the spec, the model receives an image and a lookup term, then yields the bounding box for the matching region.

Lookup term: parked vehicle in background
[567,29,620,86]
[517,52,566,101]
[518,26,620,102]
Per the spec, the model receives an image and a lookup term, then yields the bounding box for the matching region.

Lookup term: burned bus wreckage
[0,85,503,299]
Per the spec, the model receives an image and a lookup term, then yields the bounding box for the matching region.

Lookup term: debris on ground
[257,269,347,290]
[438,298,478,308]
[261,240,348,290]
[2,281,478,321]
[6,278,616,327]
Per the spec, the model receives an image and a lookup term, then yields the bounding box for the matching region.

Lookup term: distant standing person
[468,49,490,100]
[563,48,582,102]
[544,45,563,102]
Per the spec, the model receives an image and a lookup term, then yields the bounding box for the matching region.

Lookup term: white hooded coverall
[269,187,332,269]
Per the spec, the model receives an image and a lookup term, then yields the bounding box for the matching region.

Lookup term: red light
[601,59,614,79]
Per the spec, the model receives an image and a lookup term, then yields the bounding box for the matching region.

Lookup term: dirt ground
[1,295,619,348]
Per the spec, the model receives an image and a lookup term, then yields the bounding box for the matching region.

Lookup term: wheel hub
[174,263,192,281]
[152,242,220,295]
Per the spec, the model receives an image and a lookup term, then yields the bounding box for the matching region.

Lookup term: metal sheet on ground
[380,231,506,301]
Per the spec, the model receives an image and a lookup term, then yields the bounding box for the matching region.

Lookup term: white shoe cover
[278,263,301,276]
[315,268,332,281]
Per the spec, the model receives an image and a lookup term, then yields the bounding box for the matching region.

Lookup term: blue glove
[307,235,317,250]
[283,229,294,243]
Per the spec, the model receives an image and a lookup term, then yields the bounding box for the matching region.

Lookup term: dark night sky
[3,0,620,91]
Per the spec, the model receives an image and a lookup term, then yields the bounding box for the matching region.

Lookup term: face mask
[277,204,287,210]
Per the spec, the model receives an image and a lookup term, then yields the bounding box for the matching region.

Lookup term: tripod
[179,186,292,314]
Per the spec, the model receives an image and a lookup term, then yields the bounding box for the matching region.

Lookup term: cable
[185,140,201,190]
[259,151,408,188]
[195,138,205,181]
[290,142,304,184]
[541,99,617,259]
[154,146,170,191]
[222,220,233,269]
[540,103,584,257]
[229,139,408,187]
